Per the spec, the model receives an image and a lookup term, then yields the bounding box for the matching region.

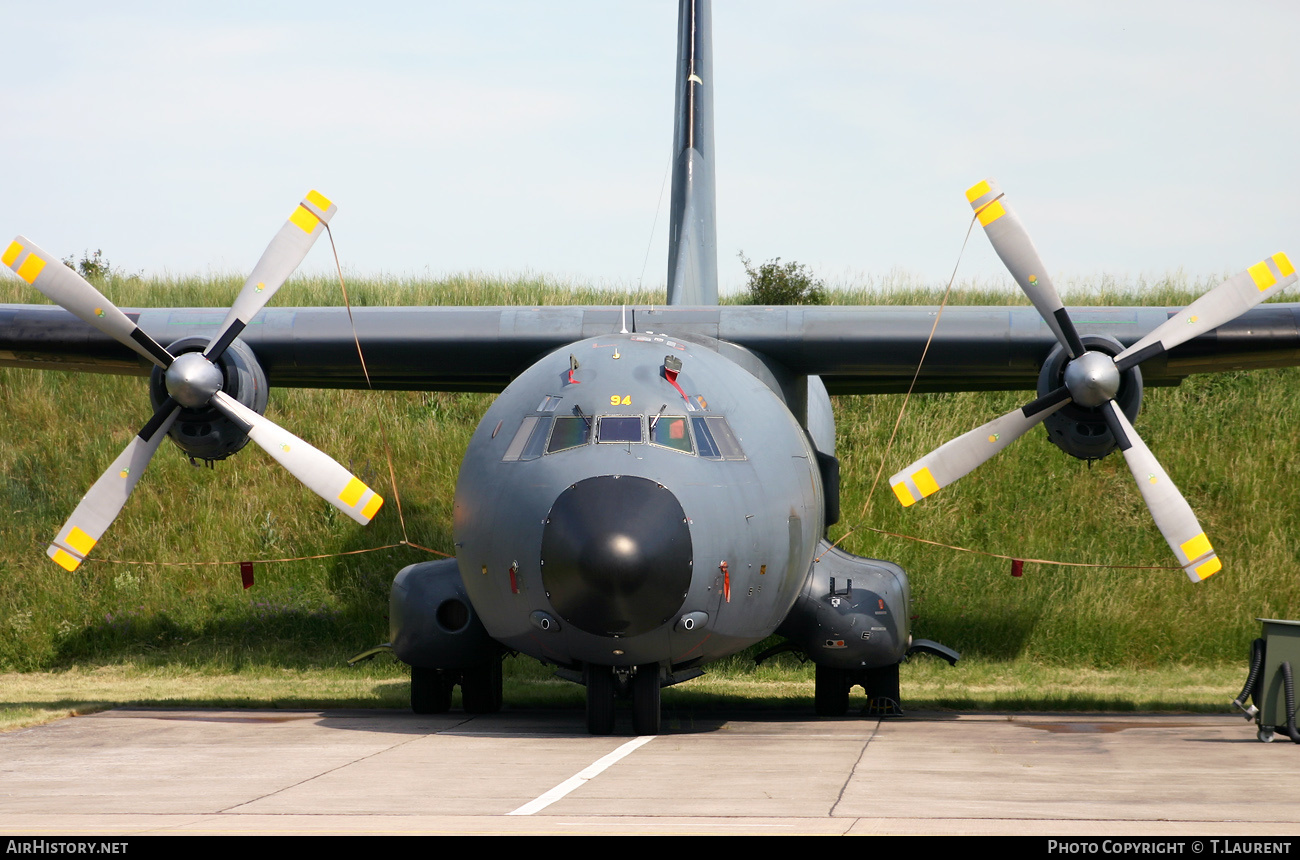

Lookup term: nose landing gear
[584,663,663,735]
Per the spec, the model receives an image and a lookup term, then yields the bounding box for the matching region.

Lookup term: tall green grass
[1,270,1295,675]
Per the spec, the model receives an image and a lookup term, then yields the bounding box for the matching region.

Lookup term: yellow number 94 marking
[610,395,632,406]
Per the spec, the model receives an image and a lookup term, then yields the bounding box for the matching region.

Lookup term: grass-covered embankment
[0,270,1294,723]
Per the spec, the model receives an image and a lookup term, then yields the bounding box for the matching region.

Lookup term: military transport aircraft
[4,0,1300,735]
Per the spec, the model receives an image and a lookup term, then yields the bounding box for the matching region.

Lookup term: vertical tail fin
[666,0,719,306]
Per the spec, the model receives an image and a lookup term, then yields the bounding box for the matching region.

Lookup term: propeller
[4,191,382,571]
[889,178,1296,581]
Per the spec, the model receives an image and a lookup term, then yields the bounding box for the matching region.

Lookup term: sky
[3,1,1298,295]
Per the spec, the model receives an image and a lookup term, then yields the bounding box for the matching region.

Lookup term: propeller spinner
[889,178,1296,581]
[4,191,382,571]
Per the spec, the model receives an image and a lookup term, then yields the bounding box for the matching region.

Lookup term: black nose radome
[541,475,692,638]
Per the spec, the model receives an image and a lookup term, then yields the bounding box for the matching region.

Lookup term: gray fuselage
[453,333,823,670]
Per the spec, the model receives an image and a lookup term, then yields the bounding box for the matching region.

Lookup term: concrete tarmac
[0,707,1296,835]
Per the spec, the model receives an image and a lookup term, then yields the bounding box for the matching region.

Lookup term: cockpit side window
[691,415,720,458]
[649,416,692,454]
[502,416,554,461]
[598,415,643,444]
[691,415,745,460]
[705,416,745,459]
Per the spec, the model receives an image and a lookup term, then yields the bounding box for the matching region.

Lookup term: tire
[585,665,616,735]
[411,666,453,714]
[632,664,662,735]
[461,659,503,714]
[862,662,902,716]
[814,664,849,717]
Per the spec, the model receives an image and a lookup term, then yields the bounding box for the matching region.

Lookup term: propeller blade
[3,237,174,369]
[205,191,337,362]
[1115,253,1297,372]
[210,391,383,525]
[889,387,1072,506]
[966,179,1085,359]
[1101,402,1220,582]
[46,402,181,571]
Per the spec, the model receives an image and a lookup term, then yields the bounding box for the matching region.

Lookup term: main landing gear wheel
[411,666,452,715]
[461,658,503,714]
[814,665,849,717]
[863,662,902,716]
[585,665,615,735]
[632,663,662,735]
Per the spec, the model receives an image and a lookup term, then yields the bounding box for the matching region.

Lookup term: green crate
[1257,619,1300,740]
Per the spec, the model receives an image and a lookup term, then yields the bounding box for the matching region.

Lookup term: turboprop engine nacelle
[148,335,268,462]
[1038,334,1143,461]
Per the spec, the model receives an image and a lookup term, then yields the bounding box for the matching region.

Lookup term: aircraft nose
[540,475,693,638]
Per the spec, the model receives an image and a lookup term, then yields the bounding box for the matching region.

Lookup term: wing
[3,302,1299,393]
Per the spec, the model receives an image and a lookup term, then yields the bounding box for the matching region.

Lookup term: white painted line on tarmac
[507,735,657,815]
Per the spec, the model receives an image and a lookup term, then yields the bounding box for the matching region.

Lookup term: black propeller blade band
[1115,341,1164,374]
[1023,385,1071,418]
[138,397,179,442]
[203,319,246,364]
[1053,308,1087,361]
[1101,401,1133,451]
[129,328,175,369]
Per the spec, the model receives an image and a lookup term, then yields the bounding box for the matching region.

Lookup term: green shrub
[738,252,827,305]
[62,249,115,283]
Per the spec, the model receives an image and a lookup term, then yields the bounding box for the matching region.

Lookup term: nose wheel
[584,663,663,735]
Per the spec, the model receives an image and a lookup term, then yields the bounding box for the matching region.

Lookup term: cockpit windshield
[502,406,745,461]
[649,416,692,454]
[597,416,642,444]
[547,416,591,453]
